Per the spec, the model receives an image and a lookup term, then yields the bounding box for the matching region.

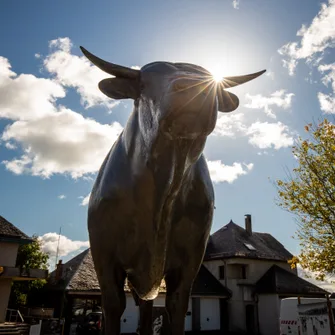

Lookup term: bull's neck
[122,108,207,225]
[123,108,207,180]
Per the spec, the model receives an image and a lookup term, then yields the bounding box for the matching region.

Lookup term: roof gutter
[0,236,33,245]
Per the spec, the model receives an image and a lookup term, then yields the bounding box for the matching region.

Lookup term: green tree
[9,235,49,307]
[276,119,335,280]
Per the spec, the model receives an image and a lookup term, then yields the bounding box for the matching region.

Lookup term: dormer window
[244,243,256,251]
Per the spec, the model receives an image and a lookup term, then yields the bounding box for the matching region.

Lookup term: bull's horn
[80,46,140,79]
[220,69,266,89]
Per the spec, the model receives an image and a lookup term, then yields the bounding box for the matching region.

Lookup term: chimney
[245,214,252,235]
[55,260,63,282]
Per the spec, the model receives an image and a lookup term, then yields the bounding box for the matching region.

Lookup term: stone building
[203,214,328,334]
[0,215,48,323]
[45,214,327,334]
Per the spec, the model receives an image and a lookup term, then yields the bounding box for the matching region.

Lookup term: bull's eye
[174,83,188,92]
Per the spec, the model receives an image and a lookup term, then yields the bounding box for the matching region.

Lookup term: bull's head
[80,46,265,139]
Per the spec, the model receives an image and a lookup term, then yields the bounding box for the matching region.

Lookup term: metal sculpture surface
[81,45,265,335]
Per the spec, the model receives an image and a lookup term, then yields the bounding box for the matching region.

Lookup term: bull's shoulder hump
[94,138,131,193]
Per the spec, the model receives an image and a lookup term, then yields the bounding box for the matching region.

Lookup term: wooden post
[297,296,301,335]
[326,294,335,335]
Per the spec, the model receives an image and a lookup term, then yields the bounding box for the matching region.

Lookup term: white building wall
[0,242,19,266]
[120,294,193,333]
[121,295,139,333]
[153,294,192,331]
[0,242,20,323]
[153,295,165,307]
[200,298,220,331]
[203,258,296,333]
[258,294,280,335]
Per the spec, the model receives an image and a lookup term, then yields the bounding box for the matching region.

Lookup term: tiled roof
[49,248,165,293]
[205,221,293,262]
[49,248,230,298]
[0,215,30,239]
[255,265,329,296]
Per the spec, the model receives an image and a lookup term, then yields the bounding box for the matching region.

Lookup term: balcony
[0,266,48,281]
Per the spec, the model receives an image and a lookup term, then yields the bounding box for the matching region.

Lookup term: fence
[6,309,25,323]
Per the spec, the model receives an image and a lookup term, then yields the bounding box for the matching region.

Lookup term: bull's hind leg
[138,300,153,335]
[99,266,126,335]
[164,269,193,335]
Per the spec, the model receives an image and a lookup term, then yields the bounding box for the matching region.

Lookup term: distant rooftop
[256,265,329,296]
[0,215,32,243]
[205,220,293,262]
[49,248,231,298]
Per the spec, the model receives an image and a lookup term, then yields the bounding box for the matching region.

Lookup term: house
[0,215,48,323]
[45,249,231,334]
[44,214,327,335]
[203,214,328,335]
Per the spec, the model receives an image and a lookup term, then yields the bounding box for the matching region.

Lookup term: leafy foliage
[9,235,49,307]
[276,119,335,281]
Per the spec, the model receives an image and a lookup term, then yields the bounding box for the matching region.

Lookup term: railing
[5,308,25,323]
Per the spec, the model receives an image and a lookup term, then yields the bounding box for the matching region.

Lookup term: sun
[206,64,226,83]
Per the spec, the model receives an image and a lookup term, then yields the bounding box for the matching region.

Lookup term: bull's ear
[217,90,239,113]
[98,78,140,100]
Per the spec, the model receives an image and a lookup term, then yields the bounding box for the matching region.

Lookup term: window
[219,265,225,279]
[241,265,247,279]
[244,243,256,251]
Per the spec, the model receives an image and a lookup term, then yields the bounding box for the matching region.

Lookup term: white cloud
[58,194,66,200]
[245,90,294,118]
[2,107,122,178]
[79,193,91,206]
[39,232,89,257]
[207,160,253,183]
[298,265,335,292]
[232,0,240,9]
[44,37,118,109]
[278,0,335,75]
[0,56,65,121]
[265,70,275,80]
[213,112,295,152]
[317,63,335,113]
[4,142,16,150]
[318,92,335,113]
[0,46,124,179]
[213,113,246,137]
[247,121,294,150]
[319,63,335,91]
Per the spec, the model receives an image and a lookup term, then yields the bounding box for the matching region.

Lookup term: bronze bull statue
[81,45,265,335]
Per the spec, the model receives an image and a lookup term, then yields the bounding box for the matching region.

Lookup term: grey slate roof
[0,215,30,240]
[49,248,165,293]
[205,221,293,262]
[49,248,231,298]
[256,265,329,296]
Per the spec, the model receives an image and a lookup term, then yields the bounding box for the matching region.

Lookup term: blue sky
[1,0,335,287]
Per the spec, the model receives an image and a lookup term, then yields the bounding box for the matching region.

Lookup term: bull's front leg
[164,269,193,335]
[99,266,126,335]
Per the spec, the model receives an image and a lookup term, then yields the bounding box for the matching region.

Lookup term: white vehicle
[280,297,335,335]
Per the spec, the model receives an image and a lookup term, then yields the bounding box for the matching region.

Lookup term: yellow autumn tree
[276,119,335,280]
